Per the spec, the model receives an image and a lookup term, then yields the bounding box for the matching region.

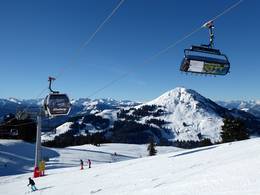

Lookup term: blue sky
[0,0,259,101]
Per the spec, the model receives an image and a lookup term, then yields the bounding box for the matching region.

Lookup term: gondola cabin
[180,45,230,75]
[44,93,71,117]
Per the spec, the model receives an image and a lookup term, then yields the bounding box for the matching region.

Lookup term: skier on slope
[80,159,84,170]
[27,177,37,192]
[87,159,91,168]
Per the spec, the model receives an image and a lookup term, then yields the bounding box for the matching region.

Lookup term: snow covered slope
[1,138,260,195]
[0,140,58,176]
[0,139,180,177]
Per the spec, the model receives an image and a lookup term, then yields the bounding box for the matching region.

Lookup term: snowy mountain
[217,100,260,118]
[47,87,259,148]
[110,87,260,146]
[1,138,260,195]
[2,88,260,147]
[145,87,225,142]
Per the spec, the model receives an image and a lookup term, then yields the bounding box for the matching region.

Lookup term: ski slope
[0,140,58,176]
[0,139,181,176]
[1,138,260,195]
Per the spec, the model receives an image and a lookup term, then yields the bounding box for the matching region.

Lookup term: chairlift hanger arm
[48,76,59,94]
[202,20,215,48]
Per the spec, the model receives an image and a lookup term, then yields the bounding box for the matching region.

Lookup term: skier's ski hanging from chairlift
[43,77,71,117]
[180,20,230,76]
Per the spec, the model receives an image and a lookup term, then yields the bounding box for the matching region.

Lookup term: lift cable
[0,0,125,127]
[85,0,244,98]
[0,0,244,127]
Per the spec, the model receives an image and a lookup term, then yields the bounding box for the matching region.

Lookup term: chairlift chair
[180,21,230,76]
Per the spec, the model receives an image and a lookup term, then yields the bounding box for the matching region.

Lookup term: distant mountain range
[216,100,260,118]
[1,88,260,147]
[0,97,138,117]
[1,95,260,119]
[0,97,139,130]
[0,98,41,118]
[39,88,260,146]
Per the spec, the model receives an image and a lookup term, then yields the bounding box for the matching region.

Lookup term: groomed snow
[0,140,59,176]
[0,139,181,177]
[1,138,260,195]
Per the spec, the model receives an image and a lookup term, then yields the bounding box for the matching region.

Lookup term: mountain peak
[147,87,204,108]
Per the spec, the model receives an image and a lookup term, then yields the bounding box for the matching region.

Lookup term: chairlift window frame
[180,45,230,75]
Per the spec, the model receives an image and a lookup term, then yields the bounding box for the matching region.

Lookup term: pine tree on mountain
[221,117,249,143]
[147,139,157,156]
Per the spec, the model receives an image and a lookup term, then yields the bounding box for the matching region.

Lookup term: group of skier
[27,159,92,192]
[80,159,91,170]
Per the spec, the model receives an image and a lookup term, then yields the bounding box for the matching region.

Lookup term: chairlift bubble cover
[44,94,71,116]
